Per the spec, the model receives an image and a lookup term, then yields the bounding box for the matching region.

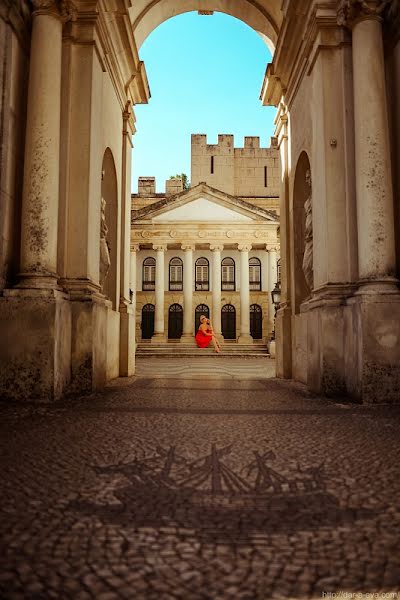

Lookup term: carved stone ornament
[31,0,75,20]
[99,197,111,287]
[337,0,393,27]
[238,244,252,253]
[302,170,314,292]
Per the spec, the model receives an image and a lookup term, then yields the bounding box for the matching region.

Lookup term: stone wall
[191,134,280,198]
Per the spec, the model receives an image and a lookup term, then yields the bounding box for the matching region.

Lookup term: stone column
[152,245,167,343]
[130,245,139,297]
[119,107,136,377]
[18,0,64,288]
[338,0,398,289]
[238,244,252,344]
[181,245,195,343]
[268,247,278,336]
[210,245,223,338]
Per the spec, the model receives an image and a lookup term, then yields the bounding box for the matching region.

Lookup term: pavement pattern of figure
[0,374,400,599]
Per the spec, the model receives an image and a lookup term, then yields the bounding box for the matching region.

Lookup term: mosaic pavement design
[0,375,400,599]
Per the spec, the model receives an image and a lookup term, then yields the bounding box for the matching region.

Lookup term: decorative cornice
[337,0,392,27]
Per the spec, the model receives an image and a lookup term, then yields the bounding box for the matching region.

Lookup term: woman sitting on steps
[195,315,221,353]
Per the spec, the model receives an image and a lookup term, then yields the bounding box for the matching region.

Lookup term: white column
[238,244,252,344]
[18,1,64,288]
[340,0,398,289]
[152,245,167,342]
[129,245,139,301]
[268,247,278,336]
[210,245,223,338]
[181,245,195,342]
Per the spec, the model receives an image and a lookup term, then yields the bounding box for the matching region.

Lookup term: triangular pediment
[132,183,279,224]
[153,197,253,222]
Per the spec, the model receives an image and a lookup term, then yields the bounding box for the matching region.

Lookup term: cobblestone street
[1,369,400,599]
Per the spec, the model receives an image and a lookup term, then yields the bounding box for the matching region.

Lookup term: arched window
[195,257,209,291]
[249,257,261,291]
[169,257,183,291]
[221,257,235,291]
[142,257,155,291]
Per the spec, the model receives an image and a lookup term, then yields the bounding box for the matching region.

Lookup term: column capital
[181,244,195,252]
[131,244,140,252]
[268,246,279,253]
[210,244,224,252]
[32,0,76,21]
[238,244,252,252]
[337,0,392,27]
[152,244,167,252]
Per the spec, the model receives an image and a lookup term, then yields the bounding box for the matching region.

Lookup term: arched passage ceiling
[129,0,282,53]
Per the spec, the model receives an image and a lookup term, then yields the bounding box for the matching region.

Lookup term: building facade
[131,178,280,344]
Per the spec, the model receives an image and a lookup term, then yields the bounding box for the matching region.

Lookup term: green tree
[170,173,189,190]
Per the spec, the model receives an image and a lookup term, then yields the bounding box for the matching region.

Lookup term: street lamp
[270,281,281,340]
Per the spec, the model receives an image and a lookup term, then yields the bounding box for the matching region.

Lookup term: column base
[15,272,59,290]
[275,304,292,378]
[151,334,167,344]
[180,334,197,345]
[268,339,276,358]
[119,304,136,377]
[237,334,253,345]
[0,288,71,402]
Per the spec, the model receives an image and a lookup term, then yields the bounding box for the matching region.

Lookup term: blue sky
[132,11,275,192]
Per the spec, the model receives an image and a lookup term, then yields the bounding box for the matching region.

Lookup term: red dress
[195,327,212,348]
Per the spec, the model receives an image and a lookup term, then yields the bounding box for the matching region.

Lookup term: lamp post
[270,281,281,341]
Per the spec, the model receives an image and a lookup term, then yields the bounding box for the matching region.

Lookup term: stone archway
[129,0,280,52]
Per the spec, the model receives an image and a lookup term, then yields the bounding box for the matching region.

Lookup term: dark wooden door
[195,304,210,333]
[221,304,236,340]
[168,303,183,339]
[141,304,155,339]
[250,304,262,339]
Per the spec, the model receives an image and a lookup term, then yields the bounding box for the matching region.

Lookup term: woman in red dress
[195,315,221,353]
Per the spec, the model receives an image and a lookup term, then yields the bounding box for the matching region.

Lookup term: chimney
[166,176,184,196]
[138,177,156,196]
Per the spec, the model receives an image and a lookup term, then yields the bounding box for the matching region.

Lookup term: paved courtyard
[1,366,400,599]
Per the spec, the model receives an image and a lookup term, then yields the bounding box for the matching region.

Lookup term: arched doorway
[195,304,210,333]
[168,304,183,339]
[141,304,155,339]
[250,304,262,339]
[221,304,236,340]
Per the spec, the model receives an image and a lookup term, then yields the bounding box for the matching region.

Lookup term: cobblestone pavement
[1,375,400,599]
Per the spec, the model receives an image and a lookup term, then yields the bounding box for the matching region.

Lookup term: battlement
[191,133,274,153]
[191,133,280,197]
[136,176,183,198]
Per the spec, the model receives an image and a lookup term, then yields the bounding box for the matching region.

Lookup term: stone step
[136,343,270,358]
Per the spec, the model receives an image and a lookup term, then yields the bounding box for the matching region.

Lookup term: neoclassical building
[131,179,280,344]
[0,1,399,403]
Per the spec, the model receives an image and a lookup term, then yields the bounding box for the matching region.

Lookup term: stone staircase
[136,339,270,358]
